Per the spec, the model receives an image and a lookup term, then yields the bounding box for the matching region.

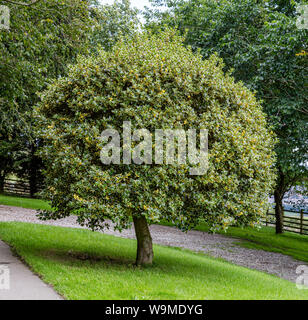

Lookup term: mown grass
[0,193,51,210]
[0,222,307,300]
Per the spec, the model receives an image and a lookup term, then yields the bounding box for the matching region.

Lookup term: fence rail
[3,178,43,197]
[262,209,308,235]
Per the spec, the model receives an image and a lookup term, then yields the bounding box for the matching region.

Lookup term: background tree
[144,0,308,233]
[37,30,276,265]
[91,0,139,51]
[0,0,97,192]
[0,0,139,194]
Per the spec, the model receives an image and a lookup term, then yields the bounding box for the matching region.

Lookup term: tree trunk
[274,189,284,234]
[133,215,153,266]
[29,144,38,198]
[274,167,287,234]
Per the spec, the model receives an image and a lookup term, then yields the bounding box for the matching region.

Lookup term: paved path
[0,205,307,286]
[0,240,62,300]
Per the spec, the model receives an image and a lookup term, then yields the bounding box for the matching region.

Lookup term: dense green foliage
[1,222,307,299]
[145,0,308,232]
[0,0,95,131]
[0,0,97,192]
[0,0,139,194]
[37,30,276,234]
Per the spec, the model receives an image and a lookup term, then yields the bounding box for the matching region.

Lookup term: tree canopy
[37,30,276,264]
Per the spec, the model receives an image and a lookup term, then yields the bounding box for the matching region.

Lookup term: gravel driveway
[0,204,306,283]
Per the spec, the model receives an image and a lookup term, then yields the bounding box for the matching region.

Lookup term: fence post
[265,209,268,226]
[300,209,304,235]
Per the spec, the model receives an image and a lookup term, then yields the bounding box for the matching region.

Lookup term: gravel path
[0,205,306,283]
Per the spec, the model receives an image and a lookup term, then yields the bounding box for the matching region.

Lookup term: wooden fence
[262,209,308,235]
[3,178,43,197]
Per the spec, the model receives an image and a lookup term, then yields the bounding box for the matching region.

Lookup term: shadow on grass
[40,248,136,267]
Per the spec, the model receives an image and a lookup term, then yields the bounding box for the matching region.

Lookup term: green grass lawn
[192,224,308,263]
[1,193,308,263]
[0,222,307,300]
[0,193,51,210]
